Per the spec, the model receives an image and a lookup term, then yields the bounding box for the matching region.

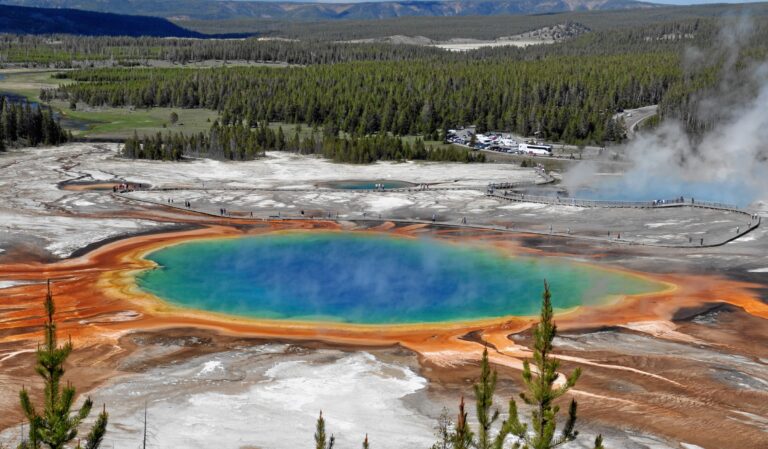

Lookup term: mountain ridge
[0,0,659,21]
[0,4,211,36]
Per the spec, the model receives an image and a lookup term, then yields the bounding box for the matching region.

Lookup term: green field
[0,71,410,142]
[399,135,461,150]
[0,69,220,139]
[0,70,359,141]
[0,69,67,101]
[50,101,219,139]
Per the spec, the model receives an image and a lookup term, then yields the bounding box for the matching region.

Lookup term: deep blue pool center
[137,232,664,324]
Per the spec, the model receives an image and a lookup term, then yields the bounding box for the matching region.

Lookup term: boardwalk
[115,176,761,248]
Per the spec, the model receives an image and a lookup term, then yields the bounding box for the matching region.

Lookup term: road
[616,105,658,138]
[458,104,659,166]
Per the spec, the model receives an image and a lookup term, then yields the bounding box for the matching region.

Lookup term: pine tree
[429,408,453,449]
[79,405,108,449]
[504,281,604,449]
[475,346,496,448]
[474,348,515,449]
[314,411,334,449]
[276,126,286,151]
[18,280,108,449]
[594,435,606,449]
[450,397,473,449]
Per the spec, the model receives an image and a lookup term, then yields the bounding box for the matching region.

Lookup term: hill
[178,2,768,40]
[0,4,206,36]
[0,0,657,21]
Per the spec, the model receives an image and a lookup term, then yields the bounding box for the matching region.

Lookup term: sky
[237,0,768,3]
[651,0,768,4]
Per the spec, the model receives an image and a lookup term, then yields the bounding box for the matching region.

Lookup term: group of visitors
[112,183,144,193]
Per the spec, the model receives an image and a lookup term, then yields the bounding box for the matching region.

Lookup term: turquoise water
[137,233,664,324]
[322,180,413,190]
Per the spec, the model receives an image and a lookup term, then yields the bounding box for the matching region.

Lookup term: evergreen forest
[20,15,765,145]
[0,98,69,150]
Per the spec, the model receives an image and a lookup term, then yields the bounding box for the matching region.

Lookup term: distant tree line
[44,17,768,141]
[308,133,486,164]
[122,121,483,163]
[8,15,766,143]
[658,44,768,134]
[0,97,68,150]
[51,52,678,145]
[190,6,767,41]
[2,17,763,67]
[0,34,446,67]
[121,121,274,161]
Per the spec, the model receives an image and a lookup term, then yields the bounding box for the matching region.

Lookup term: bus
[519,143,553,155]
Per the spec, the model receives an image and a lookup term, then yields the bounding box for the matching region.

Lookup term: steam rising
[564,18,768,207]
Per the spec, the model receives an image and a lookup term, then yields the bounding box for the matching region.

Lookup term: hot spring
[136,232,666,325]
[320,180,413,190]
[572,180,750,205]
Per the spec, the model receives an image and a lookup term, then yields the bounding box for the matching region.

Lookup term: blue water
[323,180,413,190]
[137,233,664,324]
[575,177,752,207]
[0,91,28,103]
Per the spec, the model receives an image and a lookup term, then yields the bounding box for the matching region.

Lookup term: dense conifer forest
[7,14,760,144]
[50,53,677,144]
[1,18,755,65]
[0,35,447,66]
[177,3,768,38]
[0,97,69,150]
[121,121,484,163]
[3,9,767,147]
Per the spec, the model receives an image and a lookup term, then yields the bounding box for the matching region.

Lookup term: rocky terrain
[0,143,766,449]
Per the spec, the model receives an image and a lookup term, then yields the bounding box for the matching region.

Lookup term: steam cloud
[564,17,768,208]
